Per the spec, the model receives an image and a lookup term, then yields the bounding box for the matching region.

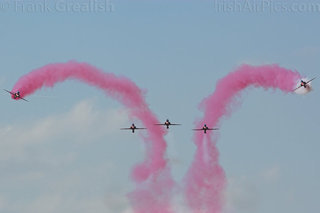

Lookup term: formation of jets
[120,120,218,134]
[4,77,316,134]
[120,77,316,134]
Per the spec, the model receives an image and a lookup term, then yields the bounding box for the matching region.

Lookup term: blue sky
[0,0,319,212]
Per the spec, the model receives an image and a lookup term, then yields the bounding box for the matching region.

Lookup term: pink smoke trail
[185,64,301,213]
[11,61,174,213]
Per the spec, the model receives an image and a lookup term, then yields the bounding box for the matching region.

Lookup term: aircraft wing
[4,89,14,95]
[293,85,302,91]
[154,123,181,126]
[306,77,316,84]
[120,128,132,130]
[135,128,147,130]
[208,128,219,130]
[20,97,29,102]
[192,129,203,131]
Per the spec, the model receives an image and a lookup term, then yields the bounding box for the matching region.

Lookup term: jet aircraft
[294,77,316,91]
[193,124,219,134]
[120,123,146,133]
[155,119,181,129]
[4,89,29,102]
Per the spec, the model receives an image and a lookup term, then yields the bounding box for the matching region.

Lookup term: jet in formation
[154,119,181,129]
[294,77,316,91]
[120,123,146,133]
[4,89,29,102]
[193,124,219,134]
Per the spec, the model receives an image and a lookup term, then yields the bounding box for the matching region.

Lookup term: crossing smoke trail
[185,64,302,213]
[11,61,174,213]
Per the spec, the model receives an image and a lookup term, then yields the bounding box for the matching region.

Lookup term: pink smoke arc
[12,61,174,213]
[185,64,301,213]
